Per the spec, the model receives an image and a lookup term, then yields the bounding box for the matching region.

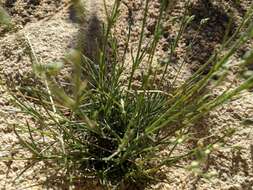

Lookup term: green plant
[0,5,13,30]
[6,0,253,189]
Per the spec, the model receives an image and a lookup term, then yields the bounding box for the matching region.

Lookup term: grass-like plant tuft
[5,0,253,189]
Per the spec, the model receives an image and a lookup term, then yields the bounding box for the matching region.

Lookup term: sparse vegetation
[1,0,253,189]
[0,5,13,30]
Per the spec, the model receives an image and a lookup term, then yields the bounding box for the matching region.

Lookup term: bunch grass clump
[6,0,253,189]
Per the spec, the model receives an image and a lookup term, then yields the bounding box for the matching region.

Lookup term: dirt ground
[0,0,252,189]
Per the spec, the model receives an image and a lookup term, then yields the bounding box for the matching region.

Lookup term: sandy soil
[0,0,252,189]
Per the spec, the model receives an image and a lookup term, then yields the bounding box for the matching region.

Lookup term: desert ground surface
[0,0,252,189]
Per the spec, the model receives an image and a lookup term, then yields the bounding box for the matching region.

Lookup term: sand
[0,0,252,189]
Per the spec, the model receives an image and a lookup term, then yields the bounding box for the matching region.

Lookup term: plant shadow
[184,0,236,73]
